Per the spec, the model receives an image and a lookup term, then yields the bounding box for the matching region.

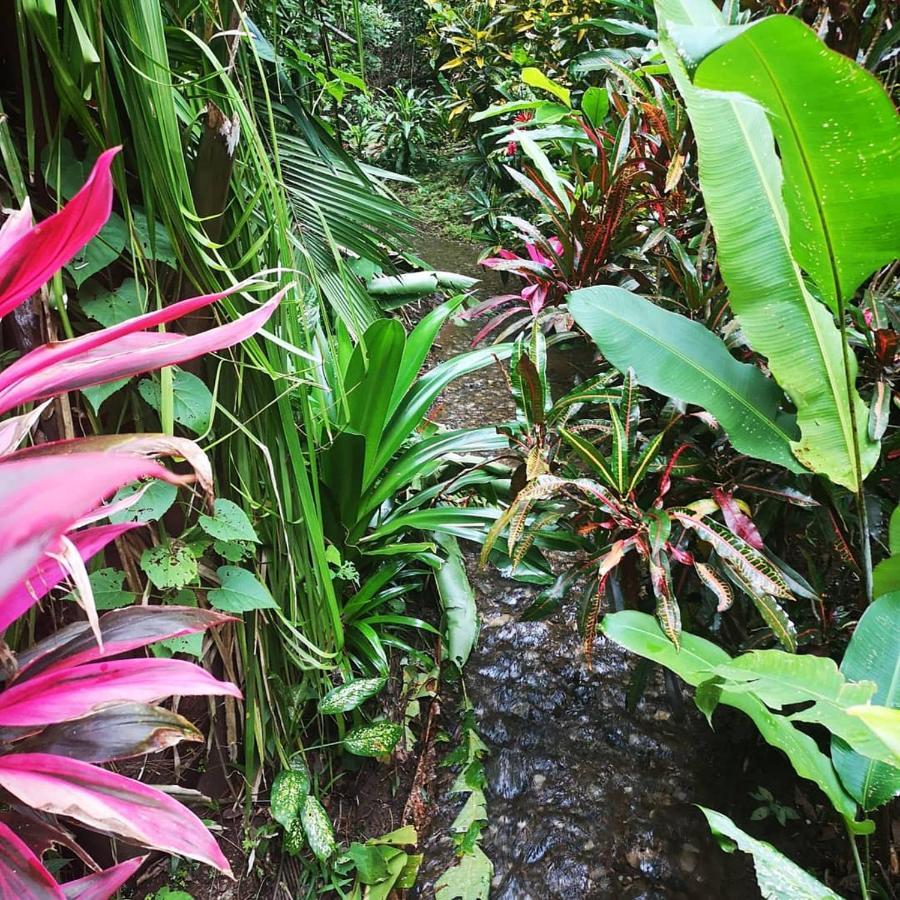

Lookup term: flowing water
[413,232,757,899]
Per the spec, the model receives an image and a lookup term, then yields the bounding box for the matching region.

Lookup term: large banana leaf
[656,0,878,490]
[568,286,801,471]
[601,611,860,822]
[693,16,900,312]
[832,593,900,809]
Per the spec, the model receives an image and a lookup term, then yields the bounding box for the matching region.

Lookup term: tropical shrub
[0,150,281,893]
[462,81,685,342]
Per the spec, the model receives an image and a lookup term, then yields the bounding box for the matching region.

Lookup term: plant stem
[845,819,869,898]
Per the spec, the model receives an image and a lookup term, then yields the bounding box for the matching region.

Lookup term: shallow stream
[414,232,757,898]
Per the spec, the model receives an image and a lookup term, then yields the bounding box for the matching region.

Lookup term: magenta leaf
[0,149,118,319]
[0,820,65,898]
[0,753,232,874]
[0,455,187,610]
[713,488,765,550]
[0,289,283,414]
[12,703,202,763]
[15,605,235,681]
[0,523,141,632]
[61,857,146,900]
[0,809,99,870]
[0,658,240,727]
[10,433,214,509]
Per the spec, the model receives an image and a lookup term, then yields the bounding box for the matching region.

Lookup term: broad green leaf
[68,212,128,286]
[140,543,197,590]
[80,278,146,327]
[208,566,277,613]
[694,15,900,312]
[581,86,609,127]
[198,498,260,544]
[601,611,860,822]
[152,590,203,658]
[705,651,899,764]
[521,67,571,106]
[131,208,178,269]
[450,790,488,834]
[568,287,801,472]
[318,676,387,714]
[66,567,134,610]
[698,807,841,899]
[889,506,900,556]
[873,555,900,599]
[109,480,177,524]
[656,0,878,490]
[343,722,403,757]
[434,846,492,900]
[833,593,900,809]
[139,369,214,436]
[271,768,310,830]
[846,707,900,766]
[81,378,129,414]
[344,318,405,485]
[300,795,337,861]
[434,533,479,669]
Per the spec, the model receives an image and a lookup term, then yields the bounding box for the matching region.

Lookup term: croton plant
[0,148,282,895]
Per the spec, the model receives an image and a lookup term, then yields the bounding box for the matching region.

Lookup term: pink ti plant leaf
[0,753,232,874]
[0,658,240,727]
[0,288,284,415]
[61,857,147,900]
[0,149,118,318]
[0,455,189,608]
[0,522,141,632]
[10,703,203,764]
[14,605,235,681]
[713,488,765,550]
[0,819,66,898]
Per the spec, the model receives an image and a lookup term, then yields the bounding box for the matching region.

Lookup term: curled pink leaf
[713,488,765,550]
[0,455,187,611]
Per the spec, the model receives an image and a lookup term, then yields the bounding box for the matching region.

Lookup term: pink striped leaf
[12,703,202,763]
[0,819,65,898]
[0,455,187,609]
[61,856,146,900]
[0,522,141,633]
[15,605,234,681]
[0,753,232,874]
[0,290,283,415]
[0,149,118,319]
[0,658,240,726]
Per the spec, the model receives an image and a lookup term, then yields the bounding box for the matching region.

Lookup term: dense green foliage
[0,0,897,895]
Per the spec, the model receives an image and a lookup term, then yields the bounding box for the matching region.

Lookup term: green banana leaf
[601,611,862,823]
[656,0,878,490]
[433,533,479,669]
[699,807,842,899]
[569,286,801,471]
[693,15,900,313]
[833,593,900,809]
